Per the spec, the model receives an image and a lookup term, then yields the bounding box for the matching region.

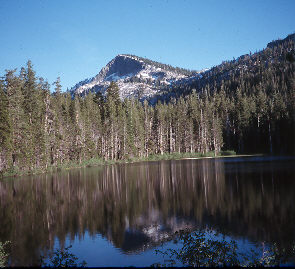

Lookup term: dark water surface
[0,156,295,266]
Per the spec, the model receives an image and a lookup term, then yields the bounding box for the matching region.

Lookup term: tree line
[0,38,294,175]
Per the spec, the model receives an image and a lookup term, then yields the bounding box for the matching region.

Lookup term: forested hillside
[0,35,294,175]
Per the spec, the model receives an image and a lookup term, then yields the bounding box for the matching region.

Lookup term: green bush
[0,241,10,268]
[40,245,86,268]
[153,229,295,267]
[2,166,19,177]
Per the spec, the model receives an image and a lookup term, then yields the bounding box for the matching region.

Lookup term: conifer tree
[0,81,12,173]
[20,60,38,169]
[4,69,26,168]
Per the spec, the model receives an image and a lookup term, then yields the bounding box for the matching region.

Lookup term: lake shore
[1,150,267,179]
[178,154,264,160]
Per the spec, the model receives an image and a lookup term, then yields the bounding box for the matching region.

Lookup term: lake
[0,156,295,266]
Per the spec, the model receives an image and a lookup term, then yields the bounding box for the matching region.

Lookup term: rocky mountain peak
[69,54,197,99]
[94,54,145,83]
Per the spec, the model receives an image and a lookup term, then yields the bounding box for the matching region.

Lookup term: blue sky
[0,0,294,91]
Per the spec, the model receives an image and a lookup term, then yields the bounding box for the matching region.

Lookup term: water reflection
[0,158,294,266]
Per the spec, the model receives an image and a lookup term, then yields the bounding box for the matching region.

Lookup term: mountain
[69,54,204,99]
[69,33,294,102]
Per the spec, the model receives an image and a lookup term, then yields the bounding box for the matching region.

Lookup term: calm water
[0,156,295,266]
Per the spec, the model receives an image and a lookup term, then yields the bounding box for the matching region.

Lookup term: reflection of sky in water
[46,232,183,267]
[45,228,262,267]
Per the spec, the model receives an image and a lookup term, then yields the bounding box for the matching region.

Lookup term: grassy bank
[1,150,237,179]
[1,158,107,179]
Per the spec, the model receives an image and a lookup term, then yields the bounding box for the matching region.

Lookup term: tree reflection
[0,158,294,266]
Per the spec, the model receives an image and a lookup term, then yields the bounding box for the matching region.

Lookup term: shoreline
[1,152,285,180]
[177,154,264,160]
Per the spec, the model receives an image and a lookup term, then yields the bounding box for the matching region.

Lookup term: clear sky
[0,0,294,91]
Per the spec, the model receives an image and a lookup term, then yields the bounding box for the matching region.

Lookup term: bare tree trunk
[268,120,273,154]
[169,122,173,153]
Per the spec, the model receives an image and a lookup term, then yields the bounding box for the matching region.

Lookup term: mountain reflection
[0,158,294,266]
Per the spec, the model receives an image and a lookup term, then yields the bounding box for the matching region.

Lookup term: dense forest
[0,36,294,175]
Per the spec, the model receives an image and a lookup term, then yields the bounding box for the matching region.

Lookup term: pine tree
[0,81,12,173]
[22,60,37,123]
[39,78,52,168]
[21,60,38,169]
[33,78,50,168]
[105,82,122,159]
[5,69,27,169]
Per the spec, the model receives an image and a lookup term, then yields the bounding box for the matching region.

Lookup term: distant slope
[151,32,295,103]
